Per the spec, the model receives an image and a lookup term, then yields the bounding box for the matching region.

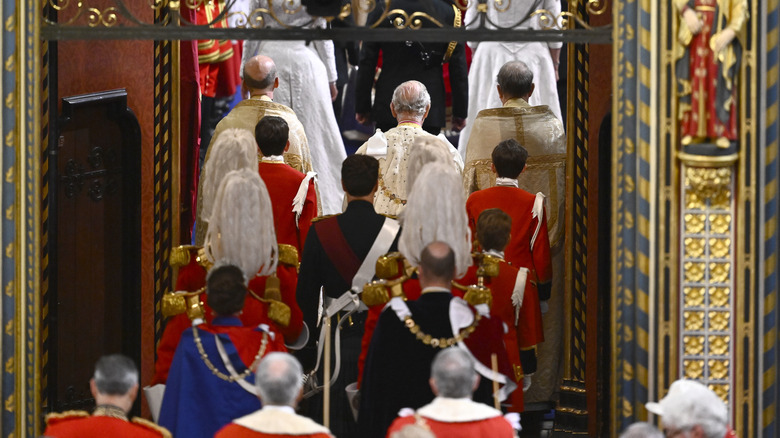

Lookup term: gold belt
[694,6,716,12]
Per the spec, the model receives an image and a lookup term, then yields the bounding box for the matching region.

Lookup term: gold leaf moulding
[708,359,729,380]
[684,237,705,258]
[709,287,730,307]
[708,238,732,259]
[684,261,705,283]
[708,335,730,356]
[683,287,705,307]
[708,384,730,404]
[683,335,705,355]
[684,310,705,331]
[708,311,731,331]
[683,359,704,379]
[684,213,706,234]
[710,214,732,234]
[709,262,731,283]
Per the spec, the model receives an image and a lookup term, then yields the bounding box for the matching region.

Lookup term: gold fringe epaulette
[463,284,493,308]
[161,288,205,319]
[196,247,213,270]
[278,244,299,269]
[375,252,403,279]
[311,214,338,223]
[170,245,199,268]
[362,281,391,307]
[45,410,89,425]
[132,417,173,438]
[247,281,291,328]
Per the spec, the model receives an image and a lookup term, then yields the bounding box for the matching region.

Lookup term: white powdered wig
[406,135,454,194]
[200,128,258,224]
[204,168,278,280]
[400,162,472,277]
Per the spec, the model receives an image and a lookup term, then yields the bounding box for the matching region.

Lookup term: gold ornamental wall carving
[680,165,734,406]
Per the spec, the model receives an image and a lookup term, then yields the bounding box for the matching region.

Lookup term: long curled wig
[204,168,278,281]
[399,162,472,277]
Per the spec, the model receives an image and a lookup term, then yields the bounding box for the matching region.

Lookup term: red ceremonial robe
[152,250,301,384]
[386,397,515,438]
[44,412,170,438]
[258,160,317,255]
[216,406,333,438]
[466,185,551,344]
[459,253,539,412]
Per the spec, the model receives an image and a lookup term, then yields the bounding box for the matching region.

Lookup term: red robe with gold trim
[459,255,539,412]
[258,161,317,255]
[44,412,170,438]
[466,185,550,344]
[386,397,516,438]
[216,407,333,438]
[152,251,301,385]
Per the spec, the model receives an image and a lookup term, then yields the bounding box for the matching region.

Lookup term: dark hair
[496,61,534,99]
[341,154,379,197]
[206,264,247,316]
[477,209,512,251]
[420,242,455,282]
[93,354,138,396]
[255,116,289,156]
[243,64,277,91]
[491,138,529,178]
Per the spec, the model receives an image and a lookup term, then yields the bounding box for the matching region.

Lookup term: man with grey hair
[216,353,333,437]
[645,379,735,438]
[386,348,516,437]
[355,80,463,216]
[44,355,170,437]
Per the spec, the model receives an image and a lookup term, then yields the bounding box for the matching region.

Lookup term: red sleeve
[298,180,318,255]
[465,196,480,249]
[247,267,303,345]
[385,416,416,437]
[151,314,192,384]
[517,278,544,346]
[174,254,206,292]
[358,305,382,388]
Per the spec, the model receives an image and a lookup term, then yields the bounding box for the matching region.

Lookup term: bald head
[243,55,278,93]
[391,80,431,120]
[497,61,534,101]
[418,241,455,288]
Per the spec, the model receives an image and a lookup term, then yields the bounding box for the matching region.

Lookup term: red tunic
[459,257,540,412]
[386,414,513,438]
[152,251,302,384]
[44,413,169,438]
[466,185,551,342]
[258,161,317,255]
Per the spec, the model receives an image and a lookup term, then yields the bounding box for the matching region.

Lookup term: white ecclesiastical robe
[355,124,463,217]
[458,0,563,158]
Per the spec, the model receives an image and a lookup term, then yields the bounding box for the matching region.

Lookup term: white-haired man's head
[205,168,278,280]
[400,162,471,277]
[645,379,728,438]
[391,80,431,122]
[255,352,304,407]
[90,354,140,414]
[429,348,479,399]
[200,128,258,224]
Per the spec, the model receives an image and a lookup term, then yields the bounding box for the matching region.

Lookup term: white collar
[421,286,451,294]
[495,177,519,188]
[260,155,285,163]
[484,249,505,259]
[416,397,504,422]
[262,405,295,414]
[233,407,331,435]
